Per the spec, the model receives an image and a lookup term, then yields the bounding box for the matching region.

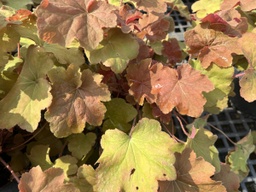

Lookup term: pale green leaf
[186,127,221,173]
[70,164,96,192]
[239,68,256,102]
[54,155,78,179]
[0,56,21,99]
[0,45,53,132]
[227,132,255,181]
[191,0,222,18]
[191,59,234,113]
[27,145,53,171]
[67,132,97,160]
[85,28,139,73]
[95,118,176,192]
[108,0,129,6]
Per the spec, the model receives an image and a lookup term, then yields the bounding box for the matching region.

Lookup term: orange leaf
[151,64,214,117]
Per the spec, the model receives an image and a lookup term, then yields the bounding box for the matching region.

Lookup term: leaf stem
[175,115,190,138]
[0,156,20,183]
[3,122,47,153]
[161,123,185,144]
[207,123,237,146]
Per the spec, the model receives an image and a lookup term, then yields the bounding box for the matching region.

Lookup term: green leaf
[0,56,21,99]
[9,151,30,172]
[95,118,176,192]
[34,125,63,156]
[67,132,97,160]
[103,98,138,132]
[1,0,33,10]
[191,0,222,18]
[186,127,221,173]
[70,164,96,192]
[54,155,78,179]
[43,43,85,66]
[227,131,255,181]
[27,145,53,171]
[86,28,139,73]
[0,45,53,132]
[190,59,234,113]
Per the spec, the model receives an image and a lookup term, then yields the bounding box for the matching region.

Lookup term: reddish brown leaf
[116,4,142,34]
[201,9,248,37]
[213,163,240,192]
[138,13,170,42]
[35,0,117,50]
[151,103,172,124]
[126,59,156,105]
[185,24,242,68]
[158,148,227,192]
[151,64,214,117]
[45,65,111,138]
[162,38,182,65]
[18,166,79,192]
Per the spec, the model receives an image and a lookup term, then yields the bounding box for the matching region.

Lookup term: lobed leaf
[0,45,53,132]
[159,148,226,192]
[85,28,139,73]
[27,145,53,171]
[192,0,222,18]
[227,131,255,181]
[45,64,111,138]
[95,118,176,192]
[67,132,97,160]
[151,63,214,117]
[191,59,234,113]
[70,164,96,192]
[35,0,117,51]
[213,163,240,192]
[103,98,138,132]
[186,127,221,173]
[239,68,256,102]
[54,155,78,179]
[185,24,242,69]
[238,33,256,102]
[18,166,79,192]
[126,58,156,105]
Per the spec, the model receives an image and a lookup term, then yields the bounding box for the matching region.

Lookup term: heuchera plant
[0,0,255,191]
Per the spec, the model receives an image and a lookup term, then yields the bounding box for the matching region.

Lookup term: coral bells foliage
[0,0,255,191]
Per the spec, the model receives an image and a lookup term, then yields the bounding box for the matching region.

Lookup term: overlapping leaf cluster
[0,0,255,191]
